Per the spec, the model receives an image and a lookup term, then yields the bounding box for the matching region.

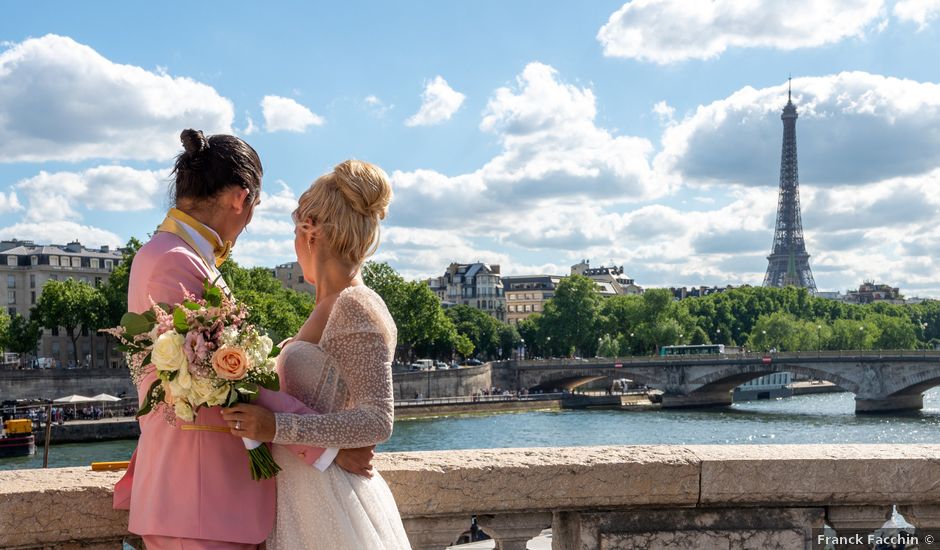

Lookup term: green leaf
[121,312,153,337]
[136,379,162,418]
[226,389,239,407]
[173,308,189,333]
[205,286,223,308]
[184,301,201,311]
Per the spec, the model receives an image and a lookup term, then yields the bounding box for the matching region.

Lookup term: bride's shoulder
[331,286,393,334]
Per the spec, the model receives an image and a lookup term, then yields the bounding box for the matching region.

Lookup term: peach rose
[212,346,249,380]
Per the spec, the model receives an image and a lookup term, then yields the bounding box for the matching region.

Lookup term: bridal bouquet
[104,280,282,480]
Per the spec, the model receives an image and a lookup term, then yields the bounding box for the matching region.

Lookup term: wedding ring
[235,420,241,430]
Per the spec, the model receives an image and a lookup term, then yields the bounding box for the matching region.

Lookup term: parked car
[464,358,483,366]
[412,359,435,371]
[435,361,449,370]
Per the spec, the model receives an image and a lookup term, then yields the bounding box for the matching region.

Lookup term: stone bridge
[503,350,940,413]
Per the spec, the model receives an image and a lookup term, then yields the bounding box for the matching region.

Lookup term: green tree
[497,324,521,360]
[4,314,42,367]
[0,311,9,354]
[541,275,601,357]
[446,305,502,359]
[362,261,406,310]
[597,333,621,357]
[454,333,474,359]
[34,279,107,366]
[868,314,917,350]
[394,281,455,361]
[827,319,879,350]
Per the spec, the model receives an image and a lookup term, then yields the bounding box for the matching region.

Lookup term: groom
[114,130,375,550]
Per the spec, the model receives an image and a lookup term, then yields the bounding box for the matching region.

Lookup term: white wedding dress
[266,285,411,550]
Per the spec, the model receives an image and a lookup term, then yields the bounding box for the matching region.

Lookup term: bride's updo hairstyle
[293,160,392,266]
[171,129,263,206]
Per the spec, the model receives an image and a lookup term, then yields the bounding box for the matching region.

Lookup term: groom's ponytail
[171,128,263,207]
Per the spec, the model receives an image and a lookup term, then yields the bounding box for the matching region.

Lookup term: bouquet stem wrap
[242,438,281,480]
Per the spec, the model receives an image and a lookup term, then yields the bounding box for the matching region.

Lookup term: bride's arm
[271,330,394,449]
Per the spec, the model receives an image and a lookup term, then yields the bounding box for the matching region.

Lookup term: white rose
[174,400,195,422]
[191,377,229,407]
[152,332,188,372]
[167,364,192,400]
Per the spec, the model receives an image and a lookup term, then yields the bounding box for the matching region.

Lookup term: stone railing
[2,445,940,549]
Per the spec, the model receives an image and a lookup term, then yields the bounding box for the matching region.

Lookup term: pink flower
[212,346,249,380]
[184,331,209,364]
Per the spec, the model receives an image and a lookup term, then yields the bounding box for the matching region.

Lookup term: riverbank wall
[0,369,135,402]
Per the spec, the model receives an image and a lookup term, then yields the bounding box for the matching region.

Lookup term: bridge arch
[689,363,858,396]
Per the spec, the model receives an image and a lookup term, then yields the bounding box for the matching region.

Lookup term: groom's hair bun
[172,128,264,206]
[294,159,392,266]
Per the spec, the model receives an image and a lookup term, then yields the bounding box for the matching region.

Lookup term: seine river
[3,389,939,471]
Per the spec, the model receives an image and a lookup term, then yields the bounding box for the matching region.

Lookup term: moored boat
[0,419,36,458]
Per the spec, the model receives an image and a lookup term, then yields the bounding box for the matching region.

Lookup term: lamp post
[816,325,822,352]
[546,336,551,358]
[762,330,767,352]
[520,338,525,361]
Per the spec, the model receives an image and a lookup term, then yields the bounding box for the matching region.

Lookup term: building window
[71,257,81,268]
[52,327,59,336]
[30,291,36,304]
[6,256,15,266]
[90,258,99,269]
[50,256,59,267]
[29,274,35,288]
[105,259,113,271]
[7,275,14,288]
[49,274,58,281]
[7,307,15,317]
[81,326,89,337]
[297,276,304,283]
[6,290,14,304]
[30,255,38,266]
[95,277,103,287]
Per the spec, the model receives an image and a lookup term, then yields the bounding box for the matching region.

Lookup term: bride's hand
[221,403,276,442]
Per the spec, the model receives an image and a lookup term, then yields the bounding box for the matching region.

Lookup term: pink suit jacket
[113,231,325,544]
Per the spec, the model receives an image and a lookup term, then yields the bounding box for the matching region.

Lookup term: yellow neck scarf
[157,208,232,268]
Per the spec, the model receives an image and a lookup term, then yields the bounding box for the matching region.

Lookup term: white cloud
[261,95,324,133]
[0,34,234,163]
[0,191,22,214]
[405,76,466,127]
[390,63,657,234]
[373,227,510,281]
[242,112,258,136]
[0,221,123,248]
[597,0,886,64]
[652,100,676,125]
[365,95,393,117]
[231,238,298,267]
[245,181,299,236]
[894,0,940,28]
[656,72,940,188]
[15,166,165,222]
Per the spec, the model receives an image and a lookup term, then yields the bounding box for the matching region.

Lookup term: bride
[221,160,411,549]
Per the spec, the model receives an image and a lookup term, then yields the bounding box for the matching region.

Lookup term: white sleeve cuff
[314,447,339,471]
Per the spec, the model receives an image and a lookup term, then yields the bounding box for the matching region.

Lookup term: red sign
[614,363,623,368]
[761,356,772,364]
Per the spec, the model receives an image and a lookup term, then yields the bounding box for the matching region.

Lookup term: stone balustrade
[2,444,939,549]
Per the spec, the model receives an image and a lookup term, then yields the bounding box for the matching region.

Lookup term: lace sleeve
[271,329,394,448]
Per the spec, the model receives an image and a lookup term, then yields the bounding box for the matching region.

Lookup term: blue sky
[2,1,940,296]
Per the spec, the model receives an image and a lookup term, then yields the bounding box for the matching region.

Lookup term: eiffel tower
[763,79,817,292]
